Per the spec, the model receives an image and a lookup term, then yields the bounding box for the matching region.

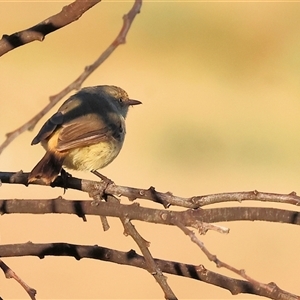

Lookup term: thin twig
[0,259,37,300]
[0,0,142,155]
[193,220,230,235]
[0,0,101,56]
[107,195,177,300]
[174,220,282,297]
[91,192,110,231]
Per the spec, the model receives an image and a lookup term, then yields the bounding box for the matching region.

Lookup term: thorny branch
[0,0,142,155]
[1,172,300,298]
[0,242,299,300]
[175,221,274,294]
[0,196,300,230]
[106,194,177,300]
[0,0,101,56]
[2,171,300,209]
[1,185,300,299]
[173,222,299,300]
[0,259,36,300]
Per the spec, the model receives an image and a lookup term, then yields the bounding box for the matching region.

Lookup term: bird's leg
[91,170,113,183]
[60,168,72,193]
[90,170,114,201]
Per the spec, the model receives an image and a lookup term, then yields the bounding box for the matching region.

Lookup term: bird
[28,85,141,184]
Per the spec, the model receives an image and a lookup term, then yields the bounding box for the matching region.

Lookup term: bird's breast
[62,139,123,171]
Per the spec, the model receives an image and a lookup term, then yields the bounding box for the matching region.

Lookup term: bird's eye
[118,98,123,103]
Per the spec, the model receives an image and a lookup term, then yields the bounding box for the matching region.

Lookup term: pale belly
[62,140,122,171]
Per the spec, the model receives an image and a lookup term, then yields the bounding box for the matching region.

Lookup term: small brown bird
[28,85,141,184]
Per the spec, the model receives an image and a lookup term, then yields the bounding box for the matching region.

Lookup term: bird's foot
[59,168,72,193]
[90,170,114,202]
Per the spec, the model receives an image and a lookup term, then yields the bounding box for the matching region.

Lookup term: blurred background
[1,1,300,299]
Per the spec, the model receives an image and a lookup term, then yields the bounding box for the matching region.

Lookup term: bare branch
[0,242,298,300]
[106,194,177,300]
[0,259,36,299]
[0,0,142,155]
[1,171,300,210]
[123,218,177,300]
[1,172,299,298]
[195,190,300,207]
[174,221,300,300]
[0,196,300,230]
[0,0,101,56]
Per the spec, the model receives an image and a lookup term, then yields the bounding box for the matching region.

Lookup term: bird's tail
[28,151,65,184]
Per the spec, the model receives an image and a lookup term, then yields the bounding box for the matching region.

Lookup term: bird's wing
[56,114,124,151]
[31,112,64,145]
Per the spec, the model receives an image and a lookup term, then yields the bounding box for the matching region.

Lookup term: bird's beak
[128,99,142,106]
